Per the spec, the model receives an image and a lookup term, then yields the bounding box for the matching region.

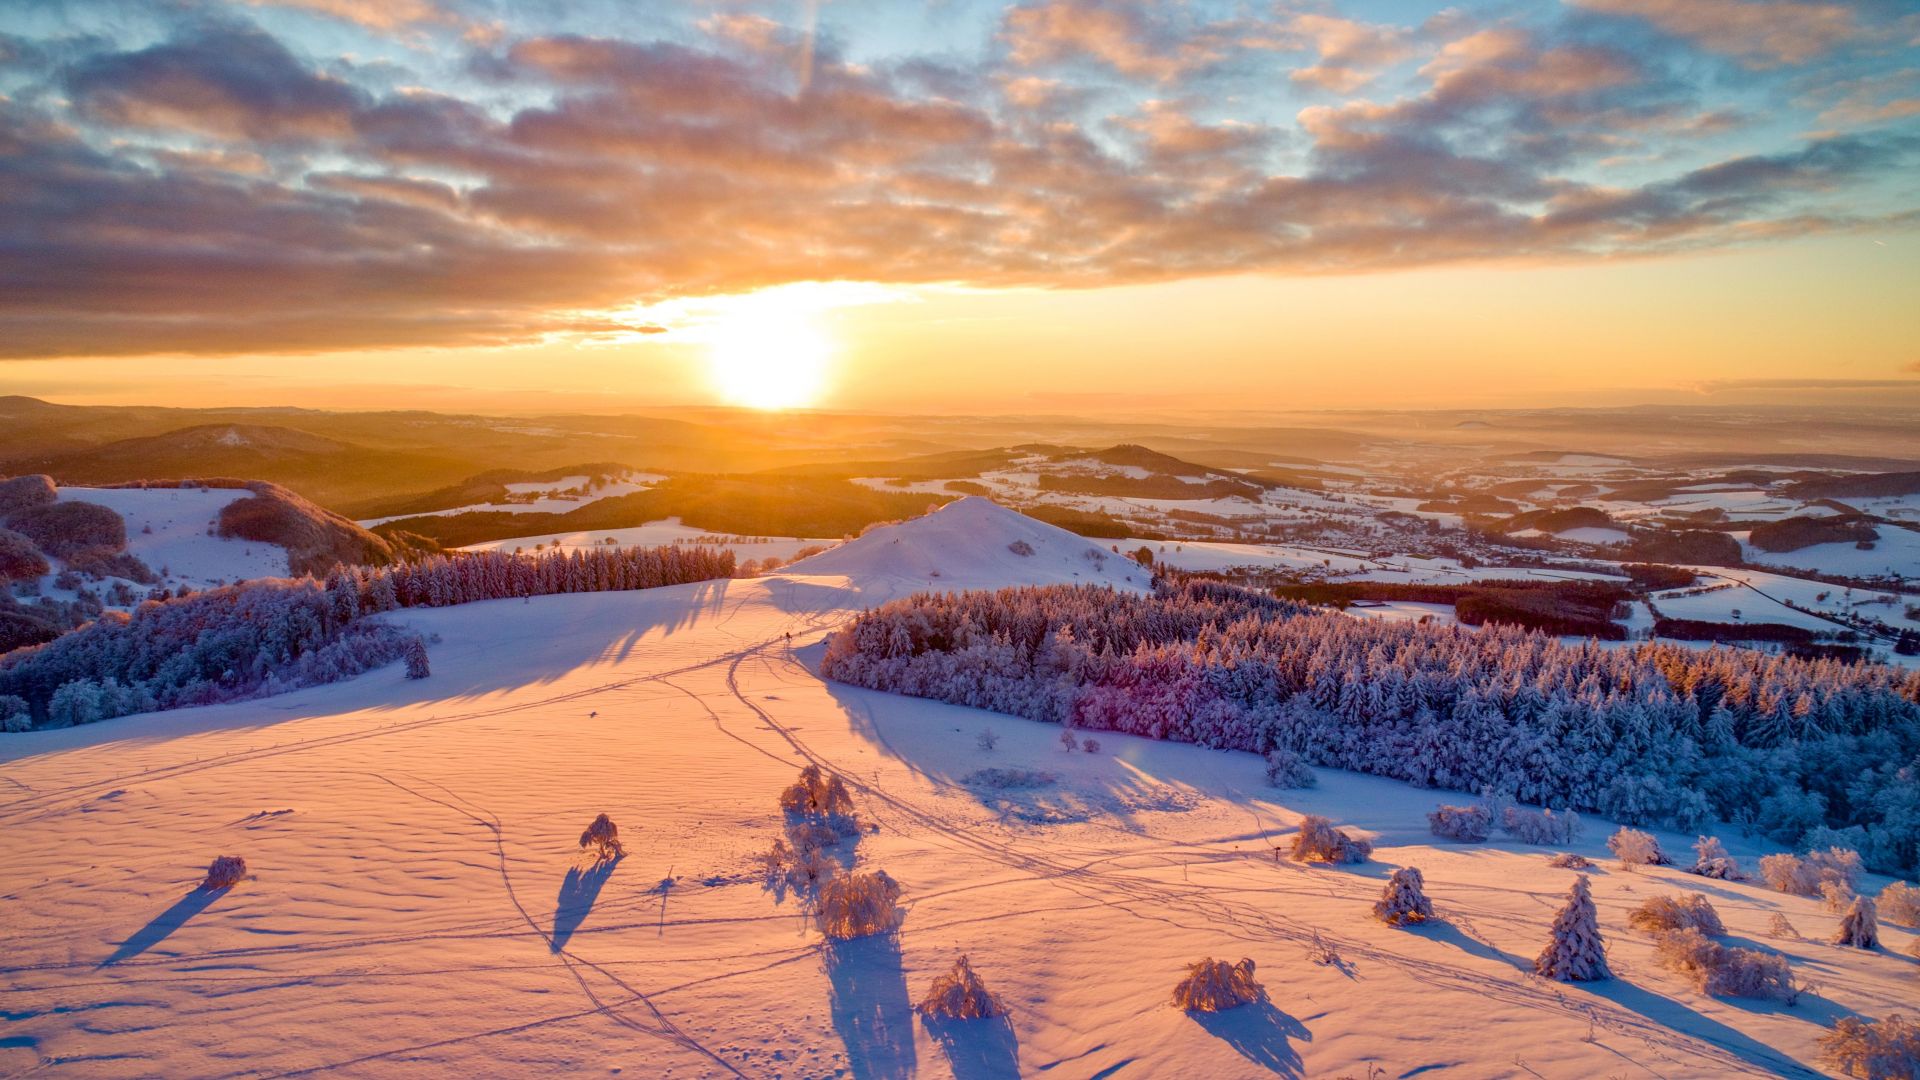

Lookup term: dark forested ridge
[823,581,1920,873]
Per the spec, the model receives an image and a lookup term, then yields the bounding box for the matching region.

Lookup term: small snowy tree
[0,694,30,733]
[917,956,1007,1019]
[1535,875,1610,981]
[1171,957,1263,1012]
[1428,804,1491,842]
[1767,913,1800,939]
[1629,893,1724,936]
[1082,737,1100,753]
[1653,928,1795,1001]
[1059,729,1079,753]
[1373,866,1434,926]
[1879,881,1920,927]
[1548,852,1594,870]
[1689,836,1744,880]
[1290,814,1371,864]
[1832,895,1879,949]
[818,870,903,939]
[1264,748,1315,788]
[1607,827,1669,869]
[780,765,858,832]
[200,855,247,890]
[1821,879,1858,913]
[1820,1014,1920,1079]
[1760,847,1861,897]
[975,728,999,752]
[579,813,625,860]
[403,637,430,680]
[1502,806,1581,846]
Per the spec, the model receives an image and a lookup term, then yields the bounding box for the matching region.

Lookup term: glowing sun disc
[705,315,833,410]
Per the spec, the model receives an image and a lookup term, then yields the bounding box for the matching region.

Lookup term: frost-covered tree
[1689,836,1744,880]
[1879,881,1920,928]
[403,637,430,680]
[1548,852,1594,869]
[1760,847,1862,897]
[1290,814,1371,864]
[1653,928,1795,1001]
[1264,748,1315,788]
[779,765,859,834]
[0,693,31,733]
[917,956,1007,1019]
[818,870,902,939]
[1629,893,1724,936]
[1821,1014,1920,1079]
[1535,876,1610,981]
[579,813,624,860]
[1373,867,1434,926]
[200,855,247,890]
[1171,957,1263,1012]
[1608,827,1670,869]
[1832,895,1879,949]
[1428,804,1491,842]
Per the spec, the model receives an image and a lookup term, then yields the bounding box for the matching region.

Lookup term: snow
[358,473,665,526]
[3,499,1915,1077]
[1555,526,1631,545]
[1740,527,1920,581]
[51,485,290,590]
[459,518,836,565]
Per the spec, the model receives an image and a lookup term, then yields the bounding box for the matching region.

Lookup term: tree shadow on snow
[1419,920,1528,971]
[1190,1000,1310,1077]
[99,886,227,966]
[922,1014,1020,1080]
[551,857,619,952]
[1585,979,1826,1078]
[825,934,917,1080]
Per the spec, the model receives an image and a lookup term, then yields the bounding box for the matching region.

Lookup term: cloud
[1568,0,1859,66]
[1002,0,1229,82]
[1270,12,1415,93]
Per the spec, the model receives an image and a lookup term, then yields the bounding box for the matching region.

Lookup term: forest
[823,580,1920,874]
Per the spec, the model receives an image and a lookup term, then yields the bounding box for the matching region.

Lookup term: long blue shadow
[1191,1000,1310,1077]
[826,934,917,1079]
[551,858,619,952]
[922,1013,1019,1079]
[100,888,227,966]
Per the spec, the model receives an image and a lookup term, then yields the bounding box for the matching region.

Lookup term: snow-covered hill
[0,500,1913,1078]
[56,485,291,586]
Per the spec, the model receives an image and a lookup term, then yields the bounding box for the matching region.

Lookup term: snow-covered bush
[579,813,624,860]
[0,694,29,733]
[1767,913,1800,938]
[817,870,902,940]
[1082,737,1101,753]
[1629,893,1724,936]
[1608,827,1670,869]
[1547,852,1594,869]
[1820,1014,1920,1079]
[1760,847,1862,897]
[780,765,859,833]
[1535,876,1609,982]
[1171,957,1263,1012]
[1006,540,1035,557]
[1264,748,1315,789]
[1290,814,1371,864]
[1502,806,1581,846]
[1059,729,1079,752]
[975,727,999,752]
[1688,835,1744,880]
[763,836,836,895]
[1832,896,1878,949]
[1879,881,1920,927]
[1822,880,1858,913]
[200,855,247,890]
[1373,867,1434,926]
[1652,928,1795,1001]
[1428,803,1491,843]
[917,956,1007,1020]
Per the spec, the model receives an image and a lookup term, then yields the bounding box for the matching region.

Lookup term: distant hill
[105,479,414,576]
[1784,471,1920,500]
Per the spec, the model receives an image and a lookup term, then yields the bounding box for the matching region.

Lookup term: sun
[704,311,835,410]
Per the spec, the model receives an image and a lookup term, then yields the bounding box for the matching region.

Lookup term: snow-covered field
[46,486,290,594]
[2,502,1915,1078]
[359,472,666,527]
[458,518,838,566]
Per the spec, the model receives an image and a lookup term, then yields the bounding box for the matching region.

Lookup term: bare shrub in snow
[780,765,858,833]
[1006,540,1035,557]
[1082,737,1100,753]
[199,855,247,890]
[1171,957,1263,1012]
[1059,729,1078,752]
[763,836,836,895]
[1373,867,1434,926]
[1820,1014,1920,1079]
[1761,847,1862,897]
[818,870,902,940]
[1653,928,1796,1001]
[917,956,1007,1019]
[1879,881,1920,927]
[1502,806,1581,846]
[1428,803,1491,842]
[975,728,999,752]
[1263,748,1316,788]
[579,814,624,860]
[1608,827,1670,869]
[1305,932,1343,967]
[1629,893,1724,936]
[1832,896,1879,949]
[1535,876,1609,981]
[1767,913,1800,939]
[1290,814,1372,864]
[1547,852,1594,870]
[1689,836,1745,880]
[1822,880,1859,913]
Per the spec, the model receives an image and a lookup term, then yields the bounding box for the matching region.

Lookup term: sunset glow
[703,310,835,410]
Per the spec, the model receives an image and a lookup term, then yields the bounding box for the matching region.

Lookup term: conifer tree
[1535,875,1610,981]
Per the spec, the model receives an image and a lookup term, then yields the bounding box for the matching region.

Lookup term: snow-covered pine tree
[1535,875,1610,981]
[1373,866,1434,926]
[404,637,430,679]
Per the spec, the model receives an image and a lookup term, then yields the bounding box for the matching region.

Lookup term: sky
[0,0,1916,414]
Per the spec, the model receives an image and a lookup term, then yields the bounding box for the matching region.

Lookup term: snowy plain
[1,500,1915,1078]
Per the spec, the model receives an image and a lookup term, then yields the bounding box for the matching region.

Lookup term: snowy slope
[43,486,290,597]
[2,501,1914,1078]
[784,496,1151,592]
[457,517,836,566]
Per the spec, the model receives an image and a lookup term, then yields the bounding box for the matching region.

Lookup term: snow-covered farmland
[2,501,1913,1077]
